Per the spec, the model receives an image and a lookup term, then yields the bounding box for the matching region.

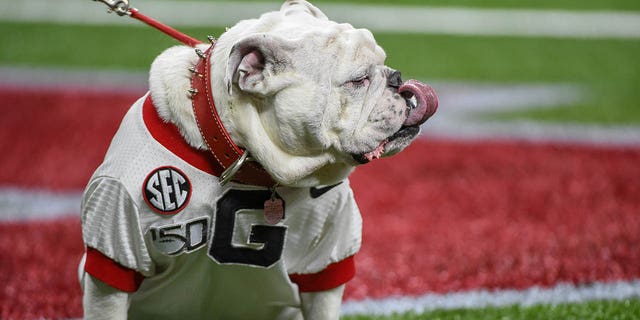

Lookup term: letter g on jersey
[143,166,192,214]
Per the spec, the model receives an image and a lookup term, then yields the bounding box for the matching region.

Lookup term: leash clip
[219,152,252,186]
[93,0,131,16]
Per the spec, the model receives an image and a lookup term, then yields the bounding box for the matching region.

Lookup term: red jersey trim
[289,255,356,292]
[84,247,144,293]
[142,95,223,176]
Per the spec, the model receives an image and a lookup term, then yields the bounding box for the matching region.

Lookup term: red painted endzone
[1,87,639,318]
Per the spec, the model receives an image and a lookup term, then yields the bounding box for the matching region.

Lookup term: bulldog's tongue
[360,80,438,163]
[398,79,438,126]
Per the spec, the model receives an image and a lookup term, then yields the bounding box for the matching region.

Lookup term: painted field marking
[1,66,639,148]
[0,66,148,93]
[342,279,640,316]
[0,187,82,221]
[424,81,640,146]
[1,0,640,39]
[2,186,639,316]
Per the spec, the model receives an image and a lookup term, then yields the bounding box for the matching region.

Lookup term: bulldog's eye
[346,75,370,88]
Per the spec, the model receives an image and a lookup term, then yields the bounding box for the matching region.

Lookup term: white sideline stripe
[0,66,148,93]
[1,0,640,39]
[423,81,640,147]
[1,190,638,315]
[423,119,640,147]
[1,65,639,147]
[1,189,639,315]
[341,279,640,315]
[0,187,82,221]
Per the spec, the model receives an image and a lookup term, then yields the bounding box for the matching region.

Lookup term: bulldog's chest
[141,183,288,269]
[92,95,360,283]
[136,167,344,270]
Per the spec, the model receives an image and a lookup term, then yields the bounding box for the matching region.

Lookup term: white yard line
[1,0,639,39]
[342,279,640,316]
[1,66,639,147]
[0,66,148,93]
[423,119,640,147]
[423,81,640,147]
[0,187,82,221]
[1,187,639,315]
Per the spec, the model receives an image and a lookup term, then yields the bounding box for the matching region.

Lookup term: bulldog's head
[208,0,438,186]
[152,0,438,187]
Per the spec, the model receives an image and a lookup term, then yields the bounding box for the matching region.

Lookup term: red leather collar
[145,43,275,187]
[190,44,275,187]
[143,95,220,176]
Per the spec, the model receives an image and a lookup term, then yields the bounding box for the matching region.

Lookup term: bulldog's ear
[280,0,328,20]
[225,34,296,97]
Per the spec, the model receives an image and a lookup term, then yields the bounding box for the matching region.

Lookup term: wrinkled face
[219,0,437,185]
[263,24,438,165]
[322,28,437,164]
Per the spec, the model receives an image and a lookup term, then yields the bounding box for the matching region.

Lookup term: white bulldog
[81,0,437,319]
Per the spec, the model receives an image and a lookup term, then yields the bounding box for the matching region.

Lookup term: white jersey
[81,95,362,319]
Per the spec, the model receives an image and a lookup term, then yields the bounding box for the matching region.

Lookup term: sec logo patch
[143,166,191,215]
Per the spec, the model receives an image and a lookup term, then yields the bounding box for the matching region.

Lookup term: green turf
[372,34,640,125]
[186,0,640,11]
[0,22,214,71]
[343,299,640,320]
[3,22,637,82]
[0,21,639,124]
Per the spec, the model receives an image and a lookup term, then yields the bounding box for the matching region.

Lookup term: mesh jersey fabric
[81,94,362,319]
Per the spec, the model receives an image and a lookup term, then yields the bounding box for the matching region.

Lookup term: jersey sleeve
[288,255,355,292]
[81,177,153,292]
[287,181,362,292]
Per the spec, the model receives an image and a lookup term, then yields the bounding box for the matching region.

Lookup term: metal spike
[195,48,206,59]
[187,88,199,98]
[188,66,203,78]
[207,35,217,44]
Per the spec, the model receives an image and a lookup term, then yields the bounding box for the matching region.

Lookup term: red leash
[129,8,202,47]
[93,0,202,47]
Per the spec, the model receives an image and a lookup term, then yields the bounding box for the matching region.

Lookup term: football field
[1,0,639,319]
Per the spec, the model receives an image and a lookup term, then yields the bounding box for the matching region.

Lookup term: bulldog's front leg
[82,273,345,319]
[82,274,130,320]
[300,285,345,320]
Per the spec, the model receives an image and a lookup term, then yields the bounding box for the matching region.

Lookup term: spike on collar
[189,44,275,187]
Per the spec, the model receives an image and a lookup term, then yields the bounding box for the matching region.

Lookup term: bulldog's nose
[387,70,403,89]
